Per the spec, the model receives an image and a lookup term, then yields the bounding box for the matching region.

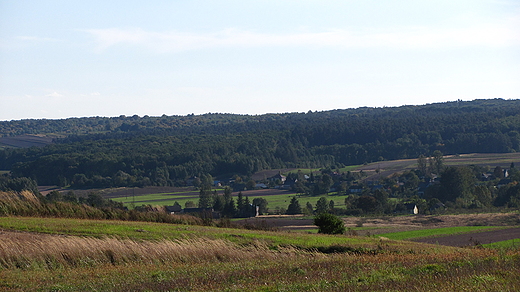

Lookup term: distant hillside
[1,99,520,187]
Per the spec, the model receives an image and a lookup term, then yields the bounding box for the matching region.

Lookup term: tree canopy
[1,99,520,188]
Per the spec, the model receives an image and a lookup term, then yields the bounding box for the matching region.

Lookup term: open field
[0,215,519,291]
[106,188,352,212]
[356,152,520,181]
[0,134,55,149]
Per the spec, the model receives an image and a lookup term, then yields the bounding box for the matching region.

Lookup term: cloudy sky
[1,0,519,120]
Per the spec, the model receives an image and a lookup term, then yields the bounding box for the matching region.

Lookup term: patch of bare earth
[0,134,54,148]
[412,227,520,247]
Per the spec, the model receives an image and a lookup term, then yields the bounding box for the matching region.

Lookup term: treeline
[1,99,520,187]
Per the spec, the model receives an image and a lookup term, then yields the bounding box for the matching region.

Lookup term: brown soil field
[412,227,520,247]
[357,152,520,180]
[0,134,54,148]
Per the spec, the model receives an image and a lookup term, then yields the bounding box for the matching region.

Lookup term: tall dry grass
[0,190,202,225]
[0,231,299,269]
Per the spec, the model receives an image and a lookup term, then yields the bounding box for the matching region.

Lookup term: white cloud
[90,92,101,96]
[45,91,63,97]
[84,18,520,53]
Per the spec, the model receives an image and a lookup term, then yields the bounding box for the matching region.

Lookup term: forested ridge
[1,99,520,188]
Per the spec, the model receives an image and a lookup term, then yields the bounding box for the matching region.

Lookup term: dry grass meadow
[1,218,519,291]
[0,190,519,291]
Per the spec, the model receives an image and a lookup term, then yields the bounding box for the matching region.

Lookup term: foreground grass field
[1,216,519,291]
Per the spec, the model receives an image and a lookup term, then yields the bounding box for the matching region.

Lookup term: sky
[1,0,519,121]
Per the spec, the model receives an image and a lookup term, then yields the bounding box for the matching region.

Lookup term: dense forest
[1,99,520,188]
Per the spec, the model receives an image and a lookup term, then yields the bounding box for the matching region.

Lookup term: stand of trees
[1,99,520,188]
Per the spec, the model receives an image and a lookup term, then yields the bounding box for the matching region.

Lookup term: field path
[412,227,520,247]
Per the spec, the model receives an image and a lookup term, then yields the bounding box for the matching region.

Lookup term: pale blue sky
[1,0,519,120]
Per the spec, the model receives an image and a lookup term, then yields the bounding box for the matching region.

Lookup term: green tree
[317,174,333,195]
[286,196,302,215]
[245,179,256,190]
[432,150,444,175]
[344,195,355,209]
[373,189,390,213]
[252,197,268,215]
[509,166,520,181]
[293,180,308,195]
[314,213,345,234]
[439,166,476,204]
[212,193,225,212]
[328,200,335,211]
[236,192,244,213]
[198,188,213,208]
[403,171,420,191]
[493,166,504,179]
[417,154,428,176]
[46,190,63,202]
[305,201,314,215]
[223,186,232,204]
[474,185,493,207]
[336,181,347,195]
[315,197,329,214]
[356,195,377,213]
[63,190,78,203]
[222,197,237,217]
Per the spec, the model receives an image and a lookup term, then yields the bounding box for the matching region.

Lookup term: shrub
[313,213,346,234]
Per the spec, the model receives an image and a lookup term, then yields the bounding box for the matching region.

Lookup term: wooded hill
[1,99,520,188]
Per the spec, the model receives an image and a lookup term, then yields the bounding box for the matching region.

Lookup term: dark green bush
[313,213,346,235]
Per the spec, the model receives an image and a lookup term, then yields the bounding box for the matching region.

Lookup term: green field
[483,239,520,249]
[378,226,502,241]
[0,216,368,248]
[111,190,354,212]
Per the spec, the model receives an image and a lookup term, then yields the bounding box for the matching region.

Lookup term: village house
[349,185,363,194]
[269,173,287,184]
[165,204,182,214]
